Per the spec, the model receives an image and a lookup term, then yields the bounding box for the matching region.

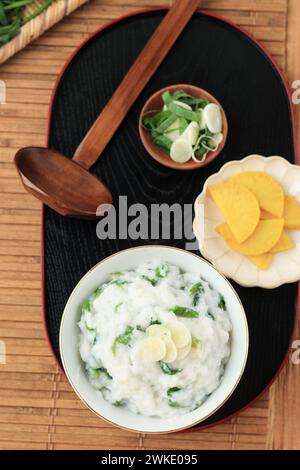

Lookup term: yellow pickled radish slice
[139,337,166,362]
[170,138,193,163]
[146,324,171,344]
[162,340,177,363]
[165,320,191,349]
[176,340,192,360]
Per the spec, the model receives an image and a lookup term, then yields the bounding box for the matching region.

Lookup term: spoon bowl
[15,147,112,218]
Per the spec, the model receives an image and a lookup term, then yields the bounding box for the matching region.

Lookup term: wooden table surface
[0,0,299,450]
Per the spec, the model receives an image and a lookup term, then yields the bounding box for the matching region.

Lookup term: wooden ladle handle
[72,0,199,169]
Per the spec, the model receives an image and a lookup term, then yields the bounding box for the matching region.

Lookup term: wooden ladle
[15,0,199,219]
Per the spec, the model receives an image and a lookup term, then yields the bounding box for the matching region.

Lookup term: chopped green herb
[111,271,123,276]
[82,300,91,313]
[207,310,215,321]
[179,117,188,134]
[98,367,112,380]
[114,302,123,313]
[94,287,103,298]
[136,324,145,332]
[113,400,126,407]
[218,295,226,310]
[168,400,181,408]
[170,305,199,318]
[190,282,204,306]
[149,319,162,326]
[168,100,200,122]
[155,264,169,279]
[85,321,95,332]
[88,368,100,380]
[159,361,181,375]
[88,367,112,380]
[167,387,181,396]
[112,326,134,355]
[162,90,172,105]
[155,113,178,134]
[195,146,207,157]
[191,337,201,348]
[110,279,127,287]
[143,110,171,130]
[153,134,172,152]
[141,275,158,286]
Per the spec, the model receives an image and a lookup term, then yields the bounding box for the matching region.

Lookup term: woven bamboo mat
[0,0,88,64]
[0,0,299,450]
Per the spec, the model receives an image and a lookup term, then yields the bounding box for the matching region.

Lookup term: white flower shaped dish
[193,155,300,288]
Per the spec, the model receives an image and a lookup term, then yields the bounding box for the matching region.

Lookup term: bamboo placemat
[0,0,299,450]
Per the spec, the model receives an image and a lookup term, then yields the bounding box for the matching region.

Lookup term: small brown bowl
[139,84,228,170]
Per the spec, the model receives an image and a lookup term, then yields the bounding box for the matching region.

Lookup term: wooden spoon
[15,0,200,219]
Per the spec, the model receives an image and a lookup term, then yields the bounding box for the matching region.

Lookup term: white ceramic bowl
[60,246,248,433]
[193,155,300,288]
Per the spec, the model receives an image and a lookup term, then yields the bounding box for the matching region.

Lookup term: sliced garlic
[203,103,222,133]
[182,121,200,146]
[139,337,166,362]
[170,138,193,163]
[165,320,191,349]
[146,324,171,344]
[162,339,178,363]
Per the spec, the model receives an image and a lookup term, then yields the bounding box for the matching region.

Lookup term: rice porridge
[78,260,232,418]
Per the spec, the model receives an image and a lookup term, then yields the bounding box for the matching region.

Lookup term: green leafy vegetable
[159,361,181,375]
[113,400,126,407]
[114,302,123,313]
[190,282,204,306]
[207,310,215,321]
[94,287,103,298]
[153,134,172,152]
[191,337,201,348]
[110,279,127,287]
[149,319,162,326]
[141,275,158,286]
[82,300,91,313]
[168,100,200,122]
[0,0,53,46]
[168,400,181,408]
[99,367,112,380]
[218,295,226,310]
[135,324,145,332]
[85,321,95,333]
[112,326,134,355]
[170,305,199,318]
[155,264,169,279]
[167,387,181,396]
[155,113,178,134]
[88,367,112,380]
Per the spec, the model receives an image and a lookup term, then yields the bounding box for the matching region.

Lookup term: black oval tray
[43,8,298,429]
